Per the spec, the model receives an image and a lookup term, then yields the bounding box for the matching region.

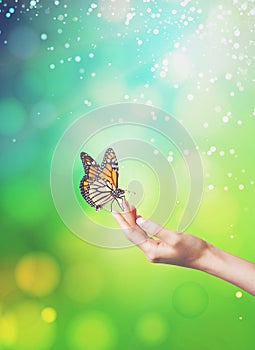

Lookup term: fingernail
[136,217,145,225]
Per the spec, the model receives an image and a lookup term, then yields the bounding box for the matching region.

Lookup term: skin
[112,199,255,296]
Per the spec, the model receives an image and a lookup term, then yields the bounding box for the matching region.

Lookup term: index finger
[112,211,150,248]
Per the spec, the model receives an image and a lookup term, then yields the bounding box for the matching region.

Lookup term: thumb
[136,217,170,241]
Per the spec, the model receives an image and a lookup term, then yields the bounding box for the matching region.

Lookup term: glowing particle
[229,149,235,155]
[41,307,57,323]
[187,94,194,101]
[203,122,209,128]
[222,116,229,123]
[153,29,159,35]
[125,12,136,25]
[30,0,36,7]
[40,33,47,40]
[250,181,254,185]
[225,73,232,80]
[234,29,240,36]
[64,43,70,48]
[219,151,225,156]
[88,53,94,58]
[249,7,255,15]
[230,234,234,239]
[238,184,244,190]
[91,72,96,77]
[237,120,242,125]
[208,184,214,190]
[153,149,159,155]
[54,0,60,5]
[224,186,228,191]
[49,64,55,70]
[172,9,177,14]
[160,71,166,78]
[233,43,240,49]
[9,7,15,13]
[75,56,81,62]
[91,3,97,9]
[235,291,243,298]
[137,39,143,45]
[227,172,232,177]
[239,316,243,321]
[6,13,11,18]
[210,146,216,152]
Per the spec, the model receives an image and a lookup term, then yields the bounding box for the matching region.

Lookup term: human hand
[112,199,209,269]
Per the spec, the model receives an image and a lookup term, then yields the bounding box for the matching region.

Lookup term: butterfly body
[80,148,125,211]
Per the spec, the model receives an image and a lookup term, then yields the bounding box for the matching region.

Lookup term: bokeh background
[1,0,255,349]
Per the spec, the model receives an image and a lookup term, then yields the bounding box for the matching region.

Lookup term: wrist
[190,241,220,273]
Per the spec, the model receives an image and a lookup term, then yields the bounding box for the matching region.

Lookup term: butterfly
[79,148,125,212]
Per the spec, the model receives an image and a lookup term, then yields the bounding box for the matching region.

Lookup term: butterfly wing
[80,152,100,200]
[80,152,100,179]
[83,177,115,211]
[98,148,119,189]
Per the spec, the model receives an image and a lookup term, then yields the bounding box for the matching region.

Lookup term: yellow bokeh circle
[68,311,116,350]
[41,307,57,323]
[15,252,60,297]
[136,313,168,345]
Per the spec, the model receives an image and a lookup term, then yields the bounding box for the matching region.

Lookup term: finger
[136,217,170,241]
[122,200,137,227]
[112,211,150,247]
[122,197,131,212]
[112,210,129,229]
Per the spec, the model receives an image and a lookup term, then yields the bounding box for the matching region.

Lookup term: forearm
[194,243,255,296]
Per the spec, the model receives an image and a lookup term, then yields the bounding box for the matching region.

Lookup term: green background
[0,0,255,349]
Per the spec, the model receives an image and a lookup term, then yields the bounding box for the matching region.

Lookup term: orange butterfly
[80,148,125,211]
